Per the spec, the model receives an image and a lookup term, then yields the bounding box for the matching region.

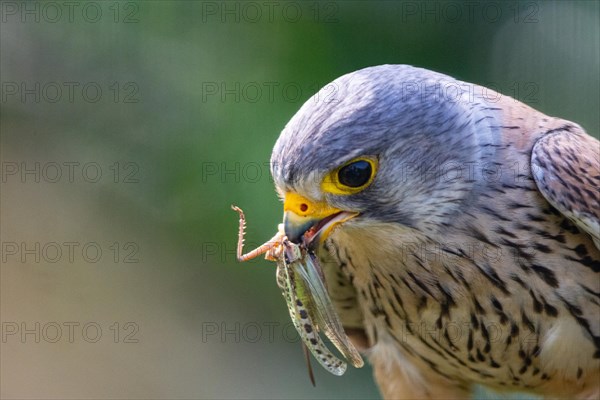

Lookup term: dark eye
[337,160,372,188]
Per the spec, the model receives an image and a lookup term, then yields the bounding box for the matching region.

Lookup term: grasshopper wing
[293,251,364,368]
[276,259,348,376]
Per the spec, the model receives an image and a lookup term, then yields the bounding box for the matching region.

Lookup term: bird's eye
[338,160,372,188]
[321,156,378,195]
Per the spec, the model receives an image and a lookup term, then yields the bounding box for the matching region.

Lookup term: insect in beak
[231,205,364,382]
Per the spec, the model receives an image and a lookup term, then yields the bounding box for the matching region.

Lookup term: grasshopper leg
[231,205,282,262]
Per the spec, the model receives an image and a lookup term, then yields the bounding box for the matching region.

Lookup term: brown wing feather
[531,124,600,249]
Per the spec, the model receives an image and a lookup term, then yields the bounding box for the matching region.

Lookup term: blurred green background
[1,1,598,399]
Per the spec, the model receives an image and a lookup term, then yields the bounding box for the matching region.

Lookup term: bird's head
[271,65,496,246]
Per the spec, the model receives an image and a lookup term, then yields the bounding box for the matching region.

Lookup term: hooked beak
[283,192,358,246]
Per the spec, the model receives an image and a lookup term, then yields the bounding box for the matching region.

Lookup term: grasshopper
[231,205,364,380]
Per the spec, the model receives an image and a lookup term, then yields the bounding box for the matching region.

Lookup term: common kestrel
[269,65,599,399]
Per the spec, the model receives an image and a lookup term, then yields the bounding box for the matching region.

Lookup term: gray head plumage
[270,65,503,233]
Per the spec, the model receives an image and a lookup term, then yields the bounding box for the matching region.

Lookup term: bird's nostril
[300,203,308,212]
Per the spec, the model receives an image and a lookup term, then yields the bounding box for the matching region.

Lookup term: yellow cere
[283,192,341,219]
